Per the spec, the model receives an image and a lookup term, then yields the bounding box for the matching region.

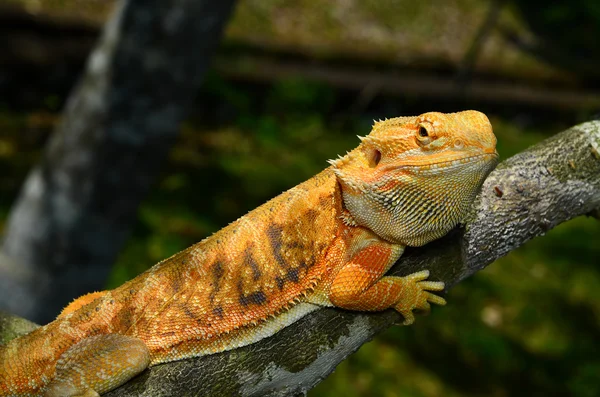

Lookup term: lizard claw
[394,270,446,325]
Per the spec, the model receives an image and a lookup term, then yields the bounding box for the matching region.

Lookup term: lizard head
[330,110,498,246]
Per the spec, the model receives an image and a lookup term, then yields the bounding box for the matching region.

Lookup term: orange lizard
[0,110,498,396]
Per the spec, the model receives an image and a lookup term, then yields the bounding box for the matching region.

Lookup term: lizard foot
[394,270,446,326]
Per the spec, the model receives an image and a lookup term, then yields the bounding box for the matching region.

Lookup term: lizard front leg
[327,235,446,325]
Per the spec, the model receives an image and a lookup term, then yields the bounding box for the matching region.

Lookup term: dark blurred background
[0,1,599,396]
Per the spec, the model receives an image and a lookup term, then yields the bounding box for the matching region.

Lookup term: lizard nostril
[454,139,464,149]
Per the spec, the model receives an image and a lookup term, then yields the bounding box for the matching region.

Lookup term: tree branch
[1,121,599,396]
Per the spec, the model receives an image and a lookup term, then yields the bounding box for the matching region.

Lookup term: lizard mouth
[390,151,499,172]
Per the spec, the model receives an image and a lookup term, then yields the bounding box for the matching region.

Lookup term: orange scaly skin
[0,111,498,396]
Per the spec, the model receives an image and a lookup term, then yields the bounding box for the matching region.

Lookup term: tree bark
[0,0,237,323]
[1,120,598,396]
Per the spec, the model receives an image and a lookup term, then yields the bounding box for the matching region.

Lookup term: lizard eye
[368,148,382,168]
[416,123,432,145]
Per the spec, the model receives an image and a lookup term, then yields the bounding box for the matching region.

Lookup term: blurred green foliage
[512,0,600,62]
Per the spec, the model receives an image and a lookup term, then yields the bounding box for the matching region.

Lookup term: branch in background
[214,55,600,110]
[0,0,237,323]
[2,3,600,112]
[456,0,505,86]
[2,121,598,396]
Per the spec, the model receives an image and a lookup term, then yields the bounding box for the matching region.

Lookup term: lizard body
[0,111,498,396]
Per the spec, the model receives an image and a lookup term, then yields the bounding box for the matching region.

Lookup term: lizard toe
[418,280,445,291]
[425,291,447,306]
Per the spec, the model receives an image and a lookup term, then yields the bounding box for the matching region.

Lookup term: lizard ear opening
[368,148,382,168]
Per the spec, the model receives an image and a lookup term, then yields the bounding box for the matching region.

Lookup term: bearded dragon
[0,110,498,396]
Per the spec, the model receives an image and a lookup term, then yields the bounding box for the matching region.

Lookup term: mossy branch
[1,121,599,396]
